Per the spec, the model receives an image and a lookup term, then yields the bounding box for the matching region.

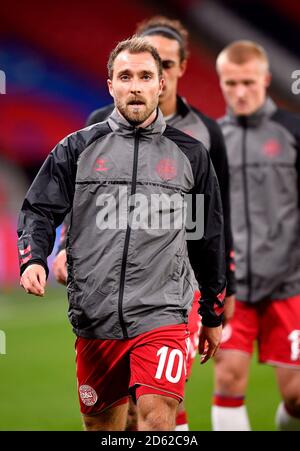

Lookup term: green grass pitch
[0,287,280,430]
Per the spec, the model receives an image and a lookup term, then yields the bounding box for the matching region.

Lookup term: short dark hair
[136,16,189,62]
[107,36,163,79]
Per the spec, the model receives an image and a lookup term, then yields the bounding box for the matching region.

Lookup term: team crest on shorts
[79,385,98,406]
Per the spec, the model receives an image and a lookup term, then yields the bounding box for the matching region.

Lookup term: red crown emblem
[95,159,109,172]
[263,139,281,157]
[156,159,177,181]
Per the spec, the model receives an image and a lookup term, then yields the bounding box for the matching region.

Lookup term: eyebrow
[225,78,255,83]
[140,70,155,76]
[117,69,156,77]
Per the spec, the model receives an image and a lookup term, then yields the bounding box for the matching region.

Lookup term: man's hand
[52,249,67,285]
[223,294,236,325]
[20,264,46,296]
[198,324,222,364]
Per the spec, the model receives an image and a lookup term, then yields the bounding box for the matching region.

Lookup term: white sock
[276,402,300,431]
[175,409,189,431]
[175,423,189,431]
[212,405,251,431]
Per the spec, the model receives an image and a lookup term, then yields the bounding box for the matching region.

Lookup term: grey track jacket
[18,109,226,339]
[219,97,300,303]
[59,96,235,295]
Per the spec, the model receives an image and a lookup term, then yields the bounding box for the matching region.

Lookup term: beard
[115,95,158,126]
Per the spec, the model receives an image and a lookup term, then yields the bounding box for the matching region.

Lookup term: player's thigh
[129,324,188,430]
[125,322,189,431]
[129,324,189,403]
[82,402,129,431]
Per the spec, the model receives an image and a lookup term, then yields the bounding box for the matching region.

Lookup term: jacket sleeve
[208,121,236,296]
[271,108,300,208]
[17,134,79,276]
[296,134,300,206]
[187,148,226,327]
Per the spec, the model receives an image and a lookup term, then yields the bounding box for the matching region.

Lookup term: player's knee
[140,409,169,430]
[214,357,246,394]
[216,368,238,392]
[82,414,103,431]
[82,403,128,431]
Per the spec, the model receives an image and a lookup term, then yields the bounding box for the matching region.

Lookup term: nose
[130,79,141,94]
[235,84,247,98]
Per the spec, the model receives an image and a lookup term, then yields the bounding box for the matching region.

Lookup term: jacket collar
[176,96,191,118]
[108,107,166,137]
[227,97,278,127]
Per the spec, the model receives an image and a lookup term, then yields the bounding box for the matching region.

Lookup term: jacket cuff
[200,313,224,327]
[20,259,49,279]
[198,287,226,327]
[225,282,236,297]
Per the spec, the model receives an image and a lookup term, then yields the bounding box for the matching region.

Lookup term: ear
[107,79,114,98]
[264,72,272,88]
[178,59,187,78]
[159,78,164,96]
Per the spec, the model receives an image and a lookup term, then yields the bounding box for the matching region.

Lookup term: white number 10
[155,346,184,383]
[288,330,300,361]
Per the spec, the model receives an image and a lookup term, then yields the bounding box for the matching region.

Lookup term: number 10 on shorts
[155,346,186,383]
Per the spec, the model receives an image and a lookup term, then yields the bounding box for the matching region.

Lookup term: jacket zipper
[241,122,252,302]
[118,128,140,338]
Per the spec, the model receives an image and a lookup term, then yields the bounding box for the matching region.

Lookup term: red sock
[213,393,245,408]
[176,410,188,426]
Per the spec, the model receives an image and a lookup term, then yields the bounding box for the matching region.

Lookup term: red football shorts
[75,323,189,415]
[220,295,300,368]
